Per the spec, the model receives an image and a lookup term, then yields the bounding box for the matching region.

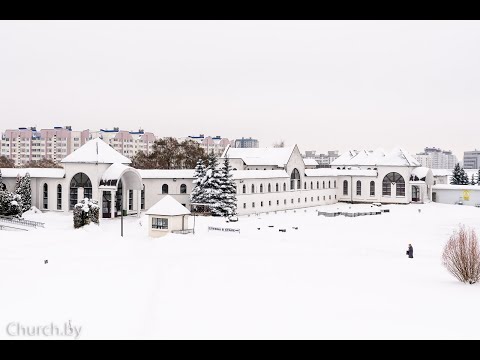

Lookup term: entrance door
[412,186,420,202]
[102,192,111,218]
[432,192,437,202]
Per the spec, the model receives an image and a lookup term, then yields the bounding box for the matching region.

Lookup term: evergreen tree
[0,190,23,218]
[451,163,469,185]
[218,156,238,218]
[203,151,223,216]
[190,159,207,206]
[471,173,477,185]
[16,173,32,212]
[0,170,5,191]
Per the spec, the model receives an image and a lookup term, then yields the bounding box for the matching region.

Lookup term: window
[356,181,361,196]
[243,203,246,209]
[129,190,133,211]
[291,199,294,204]
[276,183,279,192]
[310,181,313,190]
[370,181,375,196]
[277,200,279,205]
[43,184,48,209]
[141,185,145,210]
[252,202,255,208]
[243,184,246,194]
[323,196,326,200]
[162,184,169,194]
[261,201,264,207]
[317,181,319,189]
[323,181,325,189]
[260,184,264,193]
[304,182,307,189]
[328,181,331,188]
[252,184,255,193]
[334,180,336,188]
[329,195,331,200]
[152,217,168,230]
[57,184,62,210]
[343,180,348,196]
[335,195,337,199]
[283,183,286,191]
[298,198,300,203]
[317,196,319,201]
[382,172,405,197]
[284,199,287,205]
[180,184,187,194]
[268,184,271,192]
[269,201,271,206]
[70,173,92,210]
[291,168,300,190]
[311,197,313,202]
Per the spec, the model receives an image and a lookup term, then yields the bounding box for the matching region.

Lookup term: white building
[432,185,480,205]
[146,195,191,238]
[180,135,235,156]
[415,147,458,169]
[0,141,437,221]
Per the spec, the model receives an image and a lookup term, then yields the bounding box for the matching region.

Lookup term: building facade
[463,150,480,169]
[179,135,235,156]
[303,150,339,168]
[234,137,259,148]
[0,142,435,221]
[415,147,458,169]
[0,127,156,165]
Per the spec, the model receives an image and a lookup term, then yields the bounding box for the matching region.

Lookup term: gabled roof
[222,146,295,167]
[331,148,419,167]
[146,195,191,216]
[61,138,131,164]
[303,158,319,166]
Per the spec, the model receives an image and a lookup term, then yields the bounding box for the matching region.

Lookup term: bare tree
[442,225,480,284]
[21,158,62,168]
[0,155,14,168]
[273,140,285,148]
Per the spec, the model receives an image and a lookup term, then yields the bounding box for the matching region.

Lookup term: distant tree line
[0,156,62,169]
[131,137,208,170]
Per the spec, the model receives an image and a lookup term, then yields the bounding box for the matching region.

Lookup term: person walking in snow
[406,244,414,259]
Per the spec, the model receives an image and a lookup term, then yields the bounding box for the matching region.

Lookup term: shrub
[73,198,100,229]
[0,190,23,218]
[442,225,480,284]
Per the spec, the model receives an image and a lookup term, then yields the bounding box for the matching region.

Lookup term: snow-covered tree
[471,173,477,186]
[203,151,223,216]
[0,190,23,218]
[73,198,100,229]
[190,159,207,206]
[451,163,470,185]
[218,156,237,218]
[0,170,5,191]
[16,173,32,212]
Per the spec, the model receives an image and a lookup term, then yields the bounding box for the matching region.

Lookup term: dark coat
[408,245,414,258]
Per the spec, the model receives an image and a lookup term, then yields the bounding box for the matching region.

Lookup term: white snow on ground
[1,203,480,339]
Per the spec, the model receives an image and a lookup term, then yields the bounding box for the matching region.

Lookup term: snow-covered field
[1,202,480,339]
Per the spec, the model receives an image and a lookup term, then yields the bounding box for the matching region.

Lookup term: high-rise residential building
[415,147,458,169]
[234,137,259,148]
[0,126,156,165]
[463,150,480,169]
[303,150,339,168]
[179,135,235,156]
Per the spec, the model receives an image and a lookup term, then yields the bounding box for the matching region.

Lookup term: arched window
[70,173,92,210]
[334,180,336,188]
[370,181,375,196]
[382,172,405,197]
[243,184,246,194]
[43,183,48,210]
[317,181,319,189]
[283,183,286,191]
[268,183,271,193]
[260,184,264,193]
[276,183,279,192]
[310,181,313,190]
[141,185,145,210]
[304,181,307,190]
[57,184,62,210]
[162,184,169,194]
[328,181,331,188]
[180,184,187,194]
[323,181,325,189]
[343,180,348,196]
[290,168,300,190]
[356,181,362,196]
[252,184,255,193]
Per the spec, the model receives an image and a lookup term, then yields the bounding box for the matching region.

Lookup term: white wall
[433,187,480,206]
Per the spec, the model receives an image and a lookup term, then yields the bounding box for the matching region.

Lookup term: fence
[0,215,45,229]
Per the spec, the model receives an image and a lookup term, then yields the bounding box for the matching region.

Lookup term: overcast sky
[0,20,479,157]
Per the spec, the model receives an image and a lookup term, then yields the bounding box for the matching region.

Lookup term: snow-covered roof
[303,158,319,166]
[331,148,419,167]
[433,184,480,191]
[61,138,131,164]
[146,195,191,216]
[100,163,143,190]
[431,169,452,177]
[222,146,295,166]
[138,169,195,179]
[231,170,289,180]
[411,167,431,180]
[305,169,377,177]
[0,168,65,178]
